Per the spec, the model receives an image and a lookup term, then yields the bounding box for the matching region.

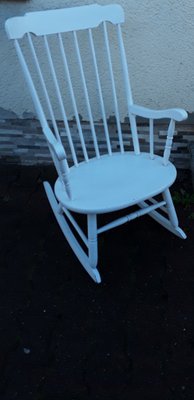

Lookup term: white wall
[1,0,194,120]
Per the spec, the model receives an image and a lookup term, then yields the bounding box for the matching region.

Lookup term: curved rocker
[43,182,101,283]
[138,200,186,239]
[138,187,187,239]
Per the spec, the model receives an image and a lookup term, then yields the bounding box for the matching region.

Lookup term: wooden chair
[5,4,187,283]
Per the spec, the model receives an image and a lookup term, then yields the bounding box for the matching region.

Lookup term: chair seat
[54,152,176,214]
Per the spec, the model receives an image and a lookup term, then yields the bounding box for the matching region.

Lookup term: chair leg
[43,181,101,283]
[162,188,186,238]
[162,188,179,227]
[138,188,186,239]
[87,214,98,269]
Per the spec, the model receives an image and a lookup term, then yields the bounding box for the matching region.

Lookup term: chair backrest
[5,4,141,168]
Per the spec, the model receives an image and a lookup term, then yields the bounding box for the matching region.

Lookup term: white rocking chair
[5,4,187,283]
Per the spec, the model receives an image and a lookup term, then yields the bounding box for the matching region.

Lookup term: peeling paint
[0,107,18,119]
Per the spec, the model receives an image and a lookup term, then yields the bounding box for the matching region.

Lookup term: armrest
[43,126,66,161]
[43,126,72,198]
[129,104,188,122]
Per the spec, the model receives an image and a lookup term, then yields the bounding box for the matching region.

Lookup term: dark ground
[0,165,194,400]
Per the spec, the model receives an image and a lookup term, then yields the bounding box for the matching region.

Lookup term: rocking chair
[5,4,187,283]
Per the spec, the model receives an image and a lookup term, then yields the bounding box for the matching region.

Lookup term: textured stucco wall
[1,0,194,120]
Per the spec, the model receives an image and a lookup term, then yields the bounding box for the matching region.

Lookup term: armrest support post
[43,126,66,161]
[129,104,188,164]
[163,119,175,166]
[43,126,72,199]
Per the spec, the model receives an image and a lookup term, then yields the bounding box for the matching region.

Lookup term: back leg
[162,188,186,239]
[162,188,179,228]
[138,188,186,239]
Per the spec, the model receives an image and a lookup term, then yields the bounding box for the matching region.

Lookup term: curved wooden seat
[54,152,176,213]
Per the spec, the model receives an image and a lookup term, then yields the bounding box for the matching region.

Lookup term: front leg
[43,182,101,283]
[87,214,98,269]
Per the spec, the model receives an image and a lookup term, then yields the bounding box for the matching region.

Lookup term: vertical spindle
[88,28,112,155]
[27,33,61,142]
[58,33,90,163]
[103,22,124,153]
[73,31,100,159]
[149,118,154,159]
[117,24,140,155]
[44,35,78,166]
[163,119,175,165]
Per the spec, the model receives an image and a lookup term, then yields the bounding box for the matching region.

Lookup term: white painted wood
[128,114,140,155]
[97,201,166,234]
[44,35,78,166]
[62,207,88,247]
[162,188,179,227]
[41,126,71,198]
[6,4,188,283]
[138,199,187,239]
[73,31,99,159]
[46,140,69,197]
[44,182,101,283]
[149,118,154,159]
[54,152,177,213]
[163,119,175,166]
[148,197,168,214]
[27,33,60,142]
[129,104,188,162]
[117,24,133,105]
[129,104,188,122]
[14,40,48,130]
[88,28,112,155]
[87,214,98,269]
[117,24,140,155]
[5,4,124,39]
[58,158,72,200]
[42,126,66,160]
[58,32,87,164]
[103,22,124,153]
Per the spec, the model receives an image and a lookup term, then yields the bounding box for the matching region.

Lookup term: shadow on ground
[0,165,194,400]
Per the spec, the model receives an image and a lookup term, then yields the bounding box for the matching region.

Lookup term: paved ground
[0,165,194,400]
